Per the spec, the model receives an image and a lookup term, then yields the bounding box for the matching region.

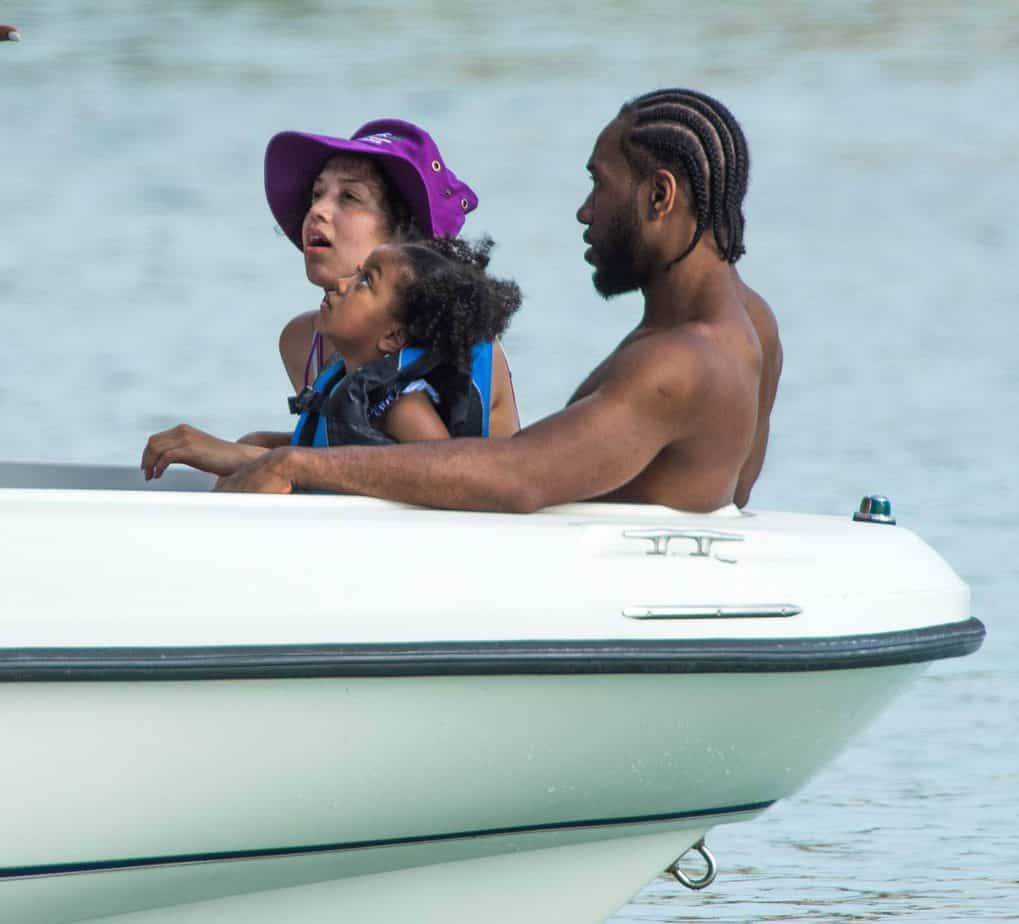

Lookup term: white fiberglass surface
[2,667,920,869]
[5,826,711,924]
[0,479,968,649]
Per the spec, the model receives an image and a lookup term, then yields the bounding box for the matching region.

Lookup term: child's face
[314,244,409,362]
[301,155,392,290]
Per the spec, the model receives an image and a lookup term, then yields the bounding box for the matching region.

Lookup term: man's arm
[217,339,700,511]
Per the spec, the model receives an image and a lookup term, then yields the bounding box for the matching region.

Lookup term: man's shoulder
[599,328,713,407]
[739,281,781,352]
[625,317,742,372]
[619,326,712,367]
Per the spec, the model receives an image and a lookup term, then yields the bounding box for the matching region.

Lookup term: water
[2,1,1017,919]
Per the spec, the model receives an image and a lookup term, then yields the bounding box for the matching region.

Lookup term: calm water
[2,1,1017,919]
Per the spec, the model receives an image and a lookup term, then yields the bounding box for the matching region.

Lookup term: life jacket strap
[288,387,326,416]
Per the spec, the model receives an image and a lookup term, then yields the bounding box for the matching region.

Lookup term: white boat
[0,461,983,924]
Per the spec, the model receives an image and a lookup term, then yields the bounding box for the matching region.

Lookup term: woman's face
[301,154,393,289]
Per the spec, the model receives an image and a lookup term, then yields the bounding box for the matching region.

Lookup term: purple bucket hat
[265,118,478,249]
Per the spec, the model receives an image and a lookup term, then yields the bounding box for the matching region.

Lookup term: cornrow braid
[671,89,750,259]
[394,236,521,372]
[618,88,750,264]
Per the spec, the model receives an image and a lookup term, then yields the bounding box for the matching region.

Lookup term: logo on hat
[360,133,402,146]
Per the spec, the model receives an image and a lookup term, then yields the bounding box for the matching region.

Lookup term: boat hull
[0,463,983,922]
[5,664,930,923]
[7,823,729,924]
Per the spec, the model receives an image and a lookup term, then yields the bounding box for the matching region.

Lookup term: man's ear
[648,168,680,221]
[379,325,409,356]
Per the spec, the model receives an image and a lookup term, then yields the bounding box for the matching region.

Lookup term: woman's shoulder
[279,311,317,356]
[280,312,329,393]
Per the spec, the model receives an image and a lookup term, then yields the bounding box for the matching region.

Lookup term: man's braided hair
[394,236,521,372]
[618,88,749,265]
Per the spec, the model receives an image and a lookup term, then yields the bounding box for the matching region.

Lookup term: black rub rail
[0,618,986,682]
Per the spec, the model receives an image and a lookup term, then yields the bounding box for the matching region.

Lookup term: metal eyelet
[431,160,441,172]
[442,189,453,198]
[460,197,469,209]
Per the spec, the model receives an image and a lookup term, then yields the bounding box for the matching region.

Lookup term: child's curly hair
[393,236,521,372]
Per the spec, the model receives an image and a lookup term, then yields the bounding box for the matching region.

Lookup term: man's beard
[591,200,645,298]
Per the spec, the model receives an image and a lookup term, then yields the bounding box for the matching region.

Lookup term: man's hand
[142,424,264,479]
[215,449,297,494]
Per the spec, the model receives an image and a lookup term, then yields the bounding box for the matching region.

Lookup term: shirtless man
[218,88,782,511]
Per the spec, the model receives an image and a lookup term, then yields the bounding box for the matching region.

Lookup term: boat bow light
[853,494,896,525]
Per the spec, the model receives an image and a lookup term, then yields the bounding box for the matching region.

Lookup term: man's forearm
[279,440,541,512]
[223,390,668,507]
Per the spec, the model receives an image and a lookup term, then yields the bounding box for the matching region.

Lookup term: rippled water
[2,1,1017,920]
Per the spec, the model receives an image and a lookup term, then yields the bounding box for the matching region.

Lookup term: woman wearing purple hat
[266,119,518,436]
[141,119,520,479]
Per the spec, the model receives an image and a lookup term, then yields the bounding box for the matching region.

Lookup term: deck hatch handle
[623,604,802,619]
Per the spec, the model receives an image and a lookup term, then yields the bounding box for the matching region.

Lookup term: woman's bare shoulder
[279,312,317,356]
[279,312,319,392]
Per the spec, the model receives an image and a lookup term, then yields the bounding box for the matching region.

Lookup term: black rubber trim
[0,800,773,880]
[0,618,984,682]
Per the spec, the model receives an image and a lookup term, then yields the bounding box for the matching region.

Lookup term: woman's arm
[237,431,294,449]
[488,340,520,437]
[141,425,274,480]
[379,392,451,443]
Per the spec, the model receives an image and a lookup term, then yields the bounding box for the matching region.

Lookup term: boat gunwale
[0,618,985,682]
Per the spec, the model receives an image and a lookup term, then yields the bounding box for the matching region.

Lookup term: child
[141,236,520,479]
[290,235,519,448]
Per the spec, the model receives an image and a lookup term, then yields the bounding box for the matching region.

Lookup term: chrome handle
[623,603,801,619]
[622,528,744,557]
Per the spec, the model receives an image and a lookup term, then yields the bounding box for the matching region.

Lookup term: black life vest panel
[288,344,492,447]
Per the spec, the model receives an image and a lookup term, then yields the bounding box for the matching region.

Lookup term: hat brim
[265,132,435,250]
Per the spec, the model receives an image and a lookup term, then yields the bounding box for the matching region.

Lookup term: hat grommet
[430,159,441,172]
[460,197,469,210]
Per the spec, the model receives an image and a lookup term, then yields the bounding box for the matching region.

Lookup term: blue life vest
[289,342,493,448]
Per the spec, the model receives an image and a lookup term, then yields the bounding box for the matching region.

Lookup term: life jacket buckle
[288,387,317,415]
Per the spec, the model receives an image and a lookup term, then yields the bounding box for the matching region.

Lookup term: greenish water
[2,2,1017,919]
